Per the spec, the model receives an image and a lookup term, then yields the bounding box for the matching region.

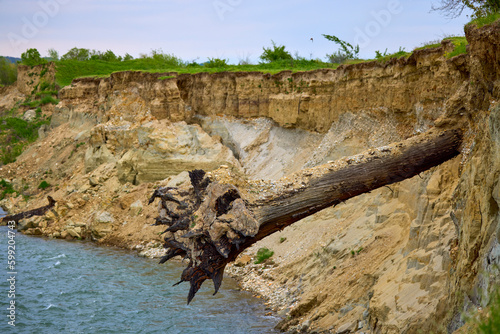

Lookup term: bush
[323,34,359,64]
[254,247,274,264]
[47,48,59,61]
[21,48,47,66]
[149,49,185,67]
[0,179,17,200]
[0,57,17,86]
[0,116,51,164]
[38,180,51,190]
[205,58,228,68]
[260,40,293,62]
[476,291,500,333]
[62,47,91,61]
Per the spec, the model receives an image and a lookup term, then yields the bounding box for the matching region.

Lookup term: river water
[0,208,279,334]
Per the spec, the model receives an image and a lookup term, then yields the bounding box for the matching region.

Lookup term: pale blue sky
[0,0,471,63]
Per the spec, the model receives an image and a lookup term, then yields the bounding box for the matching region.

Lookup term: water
[0,218,279,333]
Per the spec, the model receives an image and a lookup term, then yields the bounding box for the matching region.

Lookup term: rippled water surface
[0,214,279,333]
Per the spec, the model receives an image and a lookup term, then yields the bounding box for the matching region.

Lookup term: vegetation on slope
[0,57,17,86]
[0,113,51,165]
[54,54,336,87]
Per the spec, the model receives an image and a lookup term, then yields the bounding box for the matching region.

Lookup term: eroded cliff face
[58,39,466,134]
[1,20,500,334]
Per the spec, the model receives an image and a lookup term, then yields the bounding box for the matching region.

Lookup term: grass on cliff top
[54,33,474,87]
[445,36,468,58]
[55,58,338,87]
[468,11,500,28]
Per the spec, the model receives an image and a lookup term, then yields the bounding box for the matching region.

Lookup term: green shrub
[0,57,17,86]
[260,40,293,63]
[254,247,274,264]
[47,48,59,61]
[477,291,500,333]
[61,47,91,61]
[39,80,55,92]
[323,34,360,64]
[38,180,51,190]
[40,96,59,105]
[205,58,228,68]
[0,179,17,200]
[21,48,47,66]
[0,116,51,164]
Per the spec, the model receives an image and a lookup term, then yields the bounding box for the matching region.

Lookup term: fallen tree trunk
[1,196,56,225]
[148,128,462,303]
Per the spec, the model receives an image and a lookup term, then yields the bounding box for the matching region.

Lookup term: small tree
[47,48,59,61]
[0,57,17,85]
[61,47,90,61]
[260,40,293,62]
[323,34,359,64]
[123,53,134,61]
[21,48,47,66]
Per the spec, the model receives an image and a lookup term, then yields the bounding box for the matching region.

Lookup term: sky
[0,0,472,64]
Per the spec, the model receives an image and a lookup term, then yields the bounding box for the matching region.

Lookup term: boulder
[23,109,37,121]
[95,211,114,223]
[66,228,81,239]
[17,218,38,231]
[91,211,115,239]
[130,200,143,215]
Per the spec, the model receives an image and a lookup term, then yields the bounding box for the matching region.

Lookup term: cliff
[1,20,500,333]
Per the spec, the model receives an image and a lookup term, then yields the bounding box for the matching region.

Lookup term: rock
[45,210,57,220]
[112,121,240,185]
[60,231,69,239]
[17,218,38,231]
[33,228,43,235]
[66,228,81,239]
[235,254,252,267]
[85,145,117,174]
[300,320,311,332]
[74,130,89,142]
[38,124,48,139]
[166,171,190,188]
[95,211,114,223]
[91,211,115,239]
[66,185,76,194]
[336,322,354,334]
[52,232,61,238]
[130,200,143,215]
[89,176,99,187]
[56,206,68,217]
[339,305,354,318]
[23,109,37,121]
